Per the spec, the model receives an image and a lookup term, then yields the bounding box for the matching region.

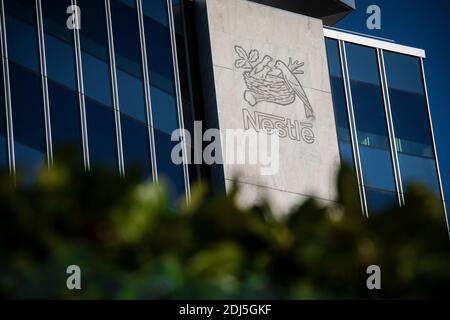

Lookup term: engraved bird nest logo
[235,46,314,120]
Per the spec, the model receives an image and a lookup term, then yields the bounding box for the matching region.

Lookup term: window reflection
[385,52,433,158]
[44,34,77,89]
[110,0,147,123]
[142,0,186,196]
[121,114,152,180]
[143,0,180,136]
[4,1,39,72]
[40,0,83,163]
[384,51,440,196]
[9,63,46,177]
[48,81,82,157]
[78,0,114,107]
[346,43,397,199]
[82,52,113,107]
[85,99,118,170]
[325,39,354,167]
[117,70,147,121]
[77,0,118,170]
[41,0,77,89]
[365,187,397,214]
[148,85,178,135]
[4,0,45,179]
[154,129,186,200]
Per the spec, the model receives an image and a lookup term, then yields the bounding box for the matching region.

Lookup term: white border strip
[324,28,426,58]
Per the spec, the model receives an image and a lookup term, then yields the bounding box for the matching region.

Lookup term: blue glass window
[143,0,175,94]
[365,187,397,214]
[142,0,186,196]
[4,0,39,72]
[110,0,147,122]
[384,51,440,196]
[81,52,113,107]
[85,99,118,170]
[397,154,439,194]
[121,114,151,180]
[41,0,73,42]
[148,85,179,135]
[116,70,147,121]
[346,43,397,212]
[154,129,185,199]
[43,35,77,89]
[142,0,169,27]
[41,0,77,90]
[143,0,180,135]
[78,0,110,61]
[48,81,82,158]
[9,63,46,177]
[325,39,354,167]
[78,0,114,107]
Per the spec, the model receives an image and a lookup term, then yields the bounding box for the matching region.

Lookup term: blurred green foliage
[0,153,449,299]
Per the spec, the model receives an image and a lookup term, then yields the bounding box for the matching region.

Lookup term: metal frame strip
[35,0,53,167]
[104,0,124,176]
[0,0,14,174]
[377,48,405,206]
[136,0,158,181]
[420,58,449,233]
[167,0,191,200]
[72,0,90,170]
[339,40,368,217]
[324,28,426,58]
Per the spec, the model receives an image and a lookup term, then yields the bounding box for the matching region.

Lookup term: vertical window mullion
[420,58,449,231]
[104,0,124,176]
[35,0,52,167]
[339,40,368,217]
[166,0,190,200]
[136,0,158,182]
[0,0,14,174]
[72,0,90,170]
[377,48,404,206]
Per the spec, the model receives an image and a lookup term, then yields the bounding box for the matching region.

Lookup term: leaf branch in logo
[288,58,305,75]
[234,46,259,69]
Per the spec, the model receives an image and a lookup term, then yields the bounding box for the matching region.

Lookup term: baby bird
[250,55,272,77]
[254,65,272,79]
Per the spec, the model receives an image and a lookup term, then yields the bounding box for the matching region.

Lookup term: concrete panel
[203,0,341,212]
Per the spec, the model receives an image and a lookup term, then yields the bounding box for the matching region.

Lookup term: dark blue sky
[335,0,450,206]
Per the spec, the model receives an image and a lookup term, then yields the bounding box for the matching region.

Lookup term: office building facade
[0,0,447,225]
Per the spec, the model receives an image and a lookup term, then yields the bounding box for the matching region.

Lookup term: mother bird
[275,60,314,120]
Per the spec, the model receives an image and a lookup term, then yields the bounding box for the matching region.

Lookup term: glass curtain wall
[0,0,188,200]
[345,43,398,213]
[110,0,151,179]
[383,51,440,196]
[3,0,46,179]
[41,0,82,163]
[325,39,355,167]
[325,35,444,216]
[142,0,186,197]
[78,0,118,171]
